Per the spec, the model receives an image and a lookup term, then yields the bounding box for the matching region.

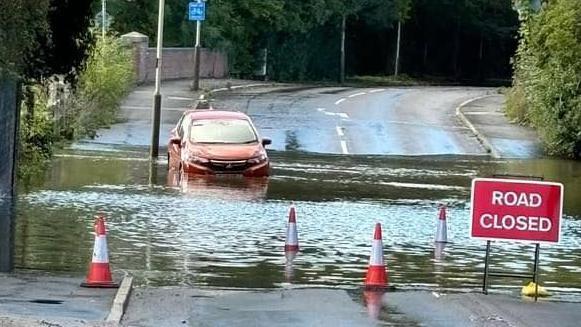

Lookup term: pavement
[457,94,542,158]
[0,272,118,326]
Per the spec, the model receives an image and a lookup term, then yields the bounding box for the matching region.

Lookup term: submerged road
[212,86,495,155]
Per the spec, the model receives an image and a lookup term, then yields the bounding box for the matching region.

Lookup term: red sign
[470,178,564,244]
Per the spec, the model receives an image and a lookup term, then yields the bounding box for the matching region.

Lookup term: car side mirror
[170,137,181,146]
[262,138,272,146]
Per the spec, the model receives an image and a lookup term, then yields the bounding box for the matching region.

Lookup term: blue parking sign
[188,2,205,21]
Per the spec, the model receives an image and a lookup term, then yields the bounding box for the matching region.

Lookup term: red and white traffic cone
[81,215,119,288]
[365,223,388,290]
[435,205,448,243]
[285,206,299,252]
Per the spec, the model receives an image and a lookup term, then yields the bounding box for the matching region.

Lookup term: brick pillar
[121,32,149,84]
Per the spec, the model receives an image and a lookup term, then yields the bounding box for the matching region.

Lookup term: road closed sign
[470,178,564,244]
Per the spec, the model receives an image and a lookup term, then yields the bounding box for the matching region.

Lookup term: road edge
[456,95,501,159]
[106,275,133,324]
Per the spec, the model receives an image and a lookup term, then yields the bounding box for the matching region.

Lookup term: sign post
[189,1,206,91]
[470,177,564,300]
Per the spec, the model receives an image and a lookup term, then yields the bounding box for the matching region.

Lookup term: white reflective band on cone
[286,223,298,245]
[92,235,109,263]
[369,240,384,266]
[436,220,447,242]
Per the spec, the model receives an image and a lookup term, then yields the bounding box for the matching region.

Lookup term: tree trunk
[394,20,402,77]
[339,14,346,84]
[452,18,460,79]
[423,41,428,72]
[478,32,484,81]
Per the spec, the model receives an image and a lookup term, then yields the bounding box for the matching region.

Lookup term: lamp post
[101,0,106,38]
[150,0,165,159]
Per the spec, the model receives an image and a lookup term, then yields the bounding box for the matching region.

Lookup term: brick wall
[122,32,228,84]
[0,78,18,198]
[143,47,228,82]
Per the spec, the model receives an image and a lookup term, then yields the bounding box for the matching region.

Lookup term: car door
[169,113,188,169]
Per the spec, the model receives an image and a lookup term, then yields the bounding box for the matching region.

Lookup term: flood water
[11,147,581,301]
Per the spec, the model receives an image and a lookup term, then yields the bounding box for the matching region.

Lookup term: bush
[71,35,134,138]
[511,0,581,158]
[505,83,529,124]
[18,84,54,182]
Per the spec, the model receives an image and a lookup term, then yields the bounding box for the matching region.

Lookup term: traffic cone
[284,251,297,282]
[285,206,299,252]
[81,215,119,288]
[435,205,448,243]
[365,223,388,290]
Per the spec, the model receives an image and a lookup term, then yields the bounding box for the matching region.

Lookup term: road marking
[348,92,366,98]
[432,291,440,298]
[317,108,326,112]
[369,88,385,93]
[335,98,346,105]
[340,140,349,154]
[168,96,194,101]
[462,111,504,116]
[338,113,349,119]
[324,112,336,116]
[121,106,185,111]
[336,126,344,137]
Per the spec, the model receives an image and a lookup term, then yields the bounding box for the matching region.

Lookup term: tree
[0,0,50,78]
[26,0,94,82]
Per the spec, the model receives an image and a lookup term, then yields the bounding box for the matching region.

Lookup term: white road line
[317,108,326,112]
[335,126,344,137]
[335,98,346,105]
[462,111,504,116]
[432,291,440,298]
[168,96,194,101]
[340,140,349,154]
[121,106,185,111]
[324,112,336,116]
[369,88,385,93]
[348,92,366,98]
[338,113,349,119]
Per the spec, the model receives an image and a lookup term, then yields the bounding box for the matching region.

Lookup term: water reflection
[12,149,581,301]
[0,198,15,272]
[363,290,384,320]
[167,171,269,202]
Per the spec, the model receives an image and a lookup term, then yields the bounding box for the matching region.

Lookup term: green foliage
[71,35,135,139]
[510,0,581,158]
[18,85,54,182]
[0,0,49,77]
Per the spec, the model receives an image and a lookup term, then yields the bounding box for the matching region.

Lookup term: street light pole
[150,0,165,159]
[192,0,202,91]
[101,0,106,38]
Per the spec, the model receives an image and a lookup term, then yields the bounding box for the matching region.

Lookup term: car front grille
[208,160,249,173]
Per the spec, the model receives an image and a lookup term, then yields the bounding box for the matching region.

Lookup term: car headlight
[247,153,267,164]
[188,155,209,164]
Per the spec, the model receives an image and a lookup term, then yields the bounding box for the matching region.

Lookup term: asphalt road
[212,86,495,156]
[85,81,496,156]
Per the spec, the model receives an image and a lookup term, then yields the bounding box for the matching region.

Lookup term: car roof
[185,110,250,121]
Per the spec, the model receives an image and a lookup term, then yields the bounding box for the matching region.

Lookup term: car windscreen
[189,119,258,144]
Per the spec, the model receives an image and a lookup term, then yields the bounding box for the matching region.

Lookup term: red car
[168,110,271,177]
